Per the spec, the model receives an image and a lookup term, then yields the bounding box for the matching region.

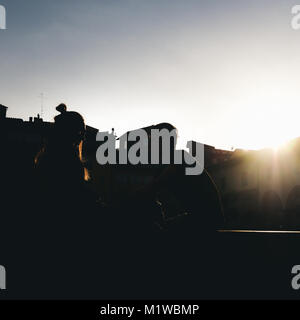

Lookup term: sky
[1,0,300,150]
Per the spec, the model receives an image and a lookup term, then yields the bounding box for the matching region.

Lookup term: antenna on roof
[38,93,46,118]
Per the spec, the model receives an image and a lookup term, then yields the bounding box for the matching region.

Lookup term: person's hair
[154,122,177,132]
[35,103,90,181]
[54,103,86,144]
[78,141,90,181]
[153,122,178,149]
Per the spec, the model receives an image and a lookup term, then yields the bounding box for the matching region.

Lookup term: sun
[237,131,291,151]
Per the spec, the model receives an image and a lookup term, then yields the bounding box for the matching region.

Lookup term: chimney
[34,113,43,123]
[0,104,8,120]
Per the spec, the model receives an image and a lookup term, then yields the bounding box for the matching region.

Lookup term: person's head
[152,122,178,151]
[54,103,86,147]
[35,104,89,181]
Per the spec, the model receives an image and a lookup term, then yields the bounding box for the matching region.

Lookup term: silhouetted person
[127,122,224,234]
[31,104,154,298]
[15,104,103,298]
[35,103,91,204]
[110,123,224,297]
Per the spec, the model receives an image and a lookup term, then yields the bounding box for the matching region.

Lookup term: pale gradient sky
[1,0,300,149]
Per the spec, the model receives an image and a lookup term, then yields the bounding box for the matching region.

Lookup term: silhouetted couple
[17,104,224,298]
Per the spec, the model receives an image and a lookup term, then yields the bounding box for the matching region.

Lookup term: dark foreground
[2,228,300,299]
